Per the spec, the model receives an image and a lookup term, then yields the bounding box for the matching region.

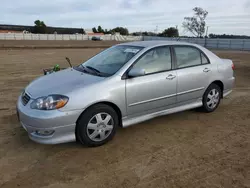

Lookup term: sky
[0,0,250,35]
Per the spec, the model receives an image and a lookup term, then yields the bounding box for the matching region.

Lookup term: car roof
[116,40,221,64]
[118,40,197,48]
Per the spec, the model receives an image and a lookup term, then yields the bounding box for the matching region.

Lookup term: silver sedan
[17,41,235,147]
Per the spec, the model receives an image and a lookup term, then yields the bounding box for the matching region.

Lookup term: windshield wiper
[78,65,108,77]
[86,66,101,74]
[79,64,90,74]
[80,64,86,70]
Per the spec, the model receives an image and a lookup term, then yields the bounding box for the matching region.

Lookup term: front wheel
[76,104,118,147]
[202,84,222,113]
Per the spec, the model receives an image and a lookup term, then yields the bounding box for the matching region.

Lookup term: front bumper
[17,95,83,144]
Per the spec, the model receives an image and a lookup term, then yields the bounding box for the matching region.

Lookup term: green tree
[34,20,47,33]
[182,7,208,37]
[34,20,46,27]
[111,27,129,35]
[81,28,86,35]
[160,27,179,37]
[97,25,104,33]
[131,32,140,36]
[92,27,98,33]
[104,29,112,34]
[132,31,157,36]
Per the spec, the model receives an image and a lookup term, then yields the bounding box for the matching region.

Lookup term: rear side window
[201,53,209,64]
[174,47,202,68]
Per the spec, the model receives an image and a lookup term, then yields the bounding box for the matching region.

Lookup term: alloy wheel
[207,89,220,109]
[86,113,114,142]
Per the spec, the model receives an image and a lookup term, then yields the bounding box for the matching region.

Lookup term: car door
[173,46,212,104]
[125,46,177,117]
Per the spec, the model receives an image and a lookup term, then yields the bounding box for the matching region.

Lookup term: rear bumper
[17,95,83,144]
[224,76,235,92]
[223,76,235,98]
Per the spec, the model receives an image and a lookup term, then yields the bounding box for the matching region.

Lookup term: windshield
[79,45,143,76]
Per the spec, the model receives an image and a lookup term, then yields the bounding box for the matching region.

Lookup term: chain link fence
[143,36,250,51]
[0,33,249,50]
[0,33,142,41]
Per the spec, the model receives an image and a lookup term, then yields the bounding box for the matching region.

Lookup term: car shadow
[1,108,202,150]
[1,112,83,149]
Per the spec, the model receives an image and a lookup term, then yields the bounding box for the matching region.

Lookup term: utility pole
[176,25,179,40]
[154,25,158,34]
[205,26,209,37]
[205,26,209,48]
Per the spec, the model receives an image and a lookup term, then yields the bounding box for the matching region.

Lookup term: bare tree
[182,7,208,37]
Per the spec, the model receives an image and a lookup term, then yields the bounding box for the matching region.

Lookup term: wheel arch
[75,101,123,129]
[207,80,224,98]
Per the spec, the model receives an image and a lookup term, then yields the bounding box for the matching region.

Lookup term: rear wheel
[76,104,118,147]
[202,84,222,113]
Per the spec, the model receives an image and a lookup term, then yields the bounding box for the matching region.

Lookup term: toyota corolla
[16,41,235,147]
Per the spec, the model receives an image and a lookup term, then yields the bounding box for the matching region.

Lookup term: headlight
[30,95,69,110]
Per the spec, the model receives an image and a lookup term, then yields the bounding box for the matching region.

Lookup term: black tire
[202,83,222,113]
[76,104,118,147]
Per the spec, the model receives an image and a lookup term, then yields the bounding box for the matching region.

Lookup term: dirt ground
[0,40,121,49]
[0,47,249,188]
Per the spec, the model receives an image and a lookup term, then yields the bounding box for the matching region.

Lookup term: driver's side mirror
[128,68,145,77]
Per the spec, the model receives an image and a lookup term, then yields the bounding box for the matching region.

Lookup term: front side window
[174,46,202,68]
[79,45,143,76]
[132,46,172,75]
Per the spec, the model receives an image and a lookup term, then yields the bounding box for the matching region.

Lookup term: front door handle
[203,68,211,73]
[166,74,176,80]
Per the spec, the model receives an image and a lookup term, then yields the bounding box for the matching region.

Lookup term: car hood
[25,68,105,98]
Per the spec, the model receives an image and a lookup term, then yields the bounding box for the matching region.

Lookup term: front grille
[21,92,31,106]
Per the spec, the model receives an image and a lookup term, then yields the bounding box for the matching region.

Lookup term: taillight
[232,63,235,70]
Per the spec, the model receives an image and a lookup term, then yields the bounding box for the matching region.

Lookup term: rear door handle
[203,68,211,73]
[166,74,176,80]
